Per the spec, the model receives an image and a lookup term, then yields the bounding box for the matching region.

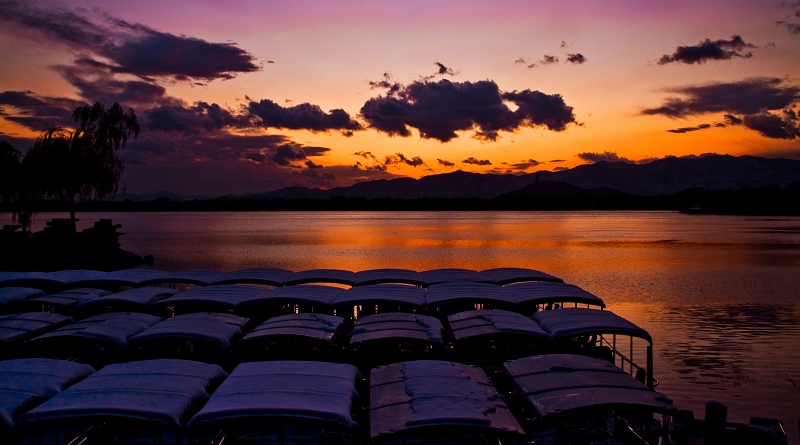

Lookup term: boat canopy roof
[533,308,651,342]
[0,313,73,345]
[283,269,357,286]
[448,310,549,341]
[237,285,345,310]
[129,313,250,352]
[426,282,516,306]
[21,288,110,312]
[480,268,563,285]
[187,361,361,432]
[0,287,44,307]
[213,268,294,286]
[104,269,173,286]
[370,360,524,439]
[353,269,425,287]
[17,359,227,430]
[241,313,344,343]
[504,354,675,417]
[350,313,443,345]
[28,312,160,352]
[0,358,94,433]
[152,285,269,312]
[160,270,230,286]
[77,288,178,311]
[0,271,102,289]
[333,284,426,308]
[420,268,493,287]
[504,282,605,308]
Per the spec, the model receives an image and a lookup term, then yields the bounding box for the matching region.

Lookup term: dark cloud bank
[0,1,581,194]
[361,78,577,142]
[658,35,755,65]
[643,78,800,139]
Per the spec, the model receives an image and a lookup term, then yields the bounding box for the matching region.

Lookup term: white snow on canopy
[425,282,514,307]
[420,268,493,287]
[480,268,563,285]
[350,313,443,345]
[283,269,356,286]
[448,310,549,341]
[77,288,178,312]
[151,285,269,312]
[504,282,605,308]
[370,360,523,439]
[237,285,344,312]
[17,359,227,430]
[353,269,425,287]
[0,287,44,306]
[28,312,160,352]
[241,313,344,343]
[187,361,361,432]
[0,358,94,433]
[533,308,651,342]
[333,284,426,308]
[0,313,73,346]
[128,313,250,352]
[212,268,295,286]
[504,354,675,417]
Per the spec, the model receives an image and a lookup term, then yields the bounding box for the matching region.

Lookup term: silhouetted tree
[23,103,139,230]
[0,140,22,206]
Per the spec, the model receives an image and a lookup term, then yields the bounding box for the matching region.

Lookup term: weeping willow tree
[22,103,139,230]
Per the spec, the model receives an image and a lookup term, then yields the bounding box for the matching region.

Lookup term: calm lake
[11,210,800,440]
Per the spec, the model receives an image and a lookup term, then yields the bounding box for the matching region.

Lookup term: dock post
[704,400,727,445]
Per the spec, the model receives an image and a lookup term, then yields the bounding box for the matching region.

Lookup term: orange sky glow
[0,0,798,196]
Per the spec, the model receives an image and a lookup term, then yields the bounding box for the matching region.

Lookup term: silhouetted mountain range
[246,155,800,200]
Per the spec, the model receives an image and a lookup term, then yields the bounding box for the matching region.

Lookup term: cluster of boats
[0,268,786,444]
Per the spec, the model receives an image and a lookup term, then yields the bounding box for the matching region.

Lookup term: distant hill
[248,155,800,200]
[540,155,800,196]
[246,170,540,200]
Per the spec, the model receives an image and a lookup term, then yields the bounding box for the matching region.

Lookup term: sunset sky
[1,0,799,196]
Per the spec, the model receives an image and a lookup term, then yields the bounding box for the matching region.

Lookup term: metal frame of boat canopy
[75,287,178,315]
[15,288,110,315]
[426,281,518,315]
[150,284,269,316]
[533,308,656,388]
[503,354,676,443]
[447,309,550,362]
[332,284,426,319]
[236,313,346,360]
[187,361,362,445]
[370,360,525,444]
[503,281,606,313]
[25,312,160,364]
[15,359,228,445]
[349,313,445,368]
[236,285,345,319]
[127,312,251,363]
[0,312,73,354]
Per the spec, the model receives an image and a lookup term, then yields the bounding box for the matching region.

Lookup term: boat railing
[599,334,658,388]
